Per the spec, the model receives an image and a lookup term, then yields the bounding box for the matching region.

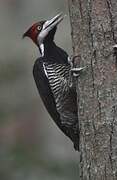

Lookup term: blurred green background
[0,0,79,179]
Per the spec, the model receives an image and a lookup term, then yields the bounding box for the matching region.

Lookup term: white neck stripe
[40,44,44,57]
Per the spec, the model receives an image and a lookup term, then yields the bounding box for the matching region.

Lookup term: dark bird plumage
[23,13,79,150]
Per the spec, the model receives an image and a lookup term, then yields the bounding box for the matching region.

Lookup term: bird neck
[39,41,68,64]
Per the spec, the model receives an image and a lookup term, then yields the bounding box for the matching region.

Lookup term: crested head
[23,21,45,46]
[23,13,65,48]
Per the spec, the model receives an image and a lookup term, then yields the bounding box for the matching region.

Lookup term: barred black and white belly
[43,62,70,107]
[43,62,78,127]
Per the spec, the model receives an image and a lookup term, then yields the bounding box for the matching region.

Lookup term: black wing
[33,57,79,150]
[33,57,62,127]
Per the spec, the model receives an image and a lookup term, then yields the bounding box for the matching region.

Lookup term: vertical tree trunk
[68,0,117,179]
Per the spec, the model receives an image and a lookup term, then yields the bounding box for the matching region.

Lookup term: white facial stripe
[38,13,64,45]
[38,20,56,44]
[43,21,49,30]
[38,28,48,44]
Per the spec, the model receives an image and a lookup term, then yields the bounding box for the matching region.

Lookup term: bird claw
[71,66,86,77]
[68,55,86,77]
[71,67,86,72]
[113,44,117,54]
[113,44,117,48]
[68,55,79,68]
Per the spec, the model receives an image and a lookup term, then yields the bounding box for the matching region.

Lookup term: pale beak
[43,13,65,32]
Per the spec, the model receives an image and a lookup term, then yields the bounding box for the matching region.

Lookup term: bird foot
[68,55,86,77]
[113,44,117,56]
[113,44,117,48]
[68,55,79,68]
[71,66,86,77]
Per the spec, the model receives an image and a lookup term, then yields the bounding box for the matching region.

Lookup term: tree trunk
[68,0,117,179]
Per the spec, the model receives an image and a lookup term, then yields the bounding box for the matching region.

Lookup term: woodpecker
[23,13,83,150]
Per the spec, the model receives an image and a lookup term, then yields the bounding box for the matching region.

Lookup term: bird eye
[37,25,42,31]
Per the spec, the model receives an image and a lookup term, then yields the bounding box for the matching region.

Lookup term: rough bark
[68,0,117,179]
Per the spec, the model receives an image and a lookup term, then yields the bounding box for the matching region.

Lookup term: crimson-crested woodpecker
[23,13,83,150]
